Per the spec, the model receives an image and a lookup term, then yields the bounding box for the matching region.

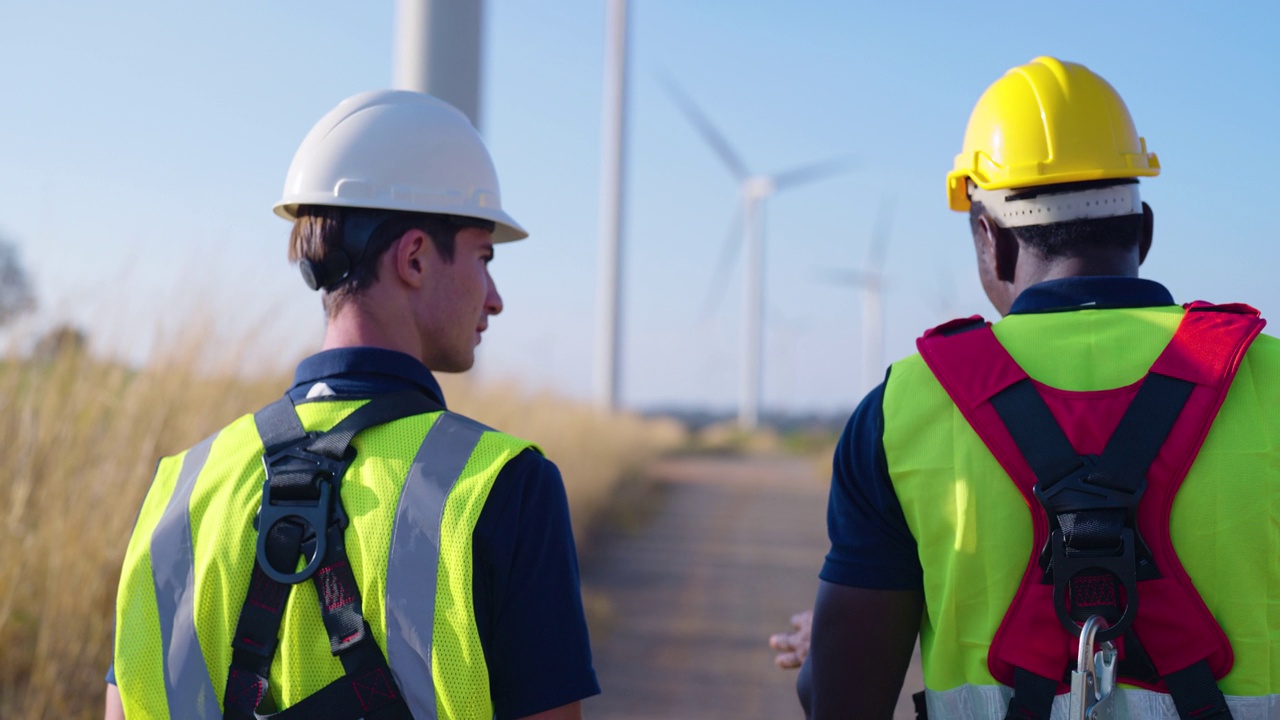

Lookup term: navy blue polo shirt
[820,277,1177,590]
[110,347,600,719]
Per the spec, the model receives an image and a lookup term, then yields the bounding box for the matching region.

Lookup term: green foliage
[0,238,35,326]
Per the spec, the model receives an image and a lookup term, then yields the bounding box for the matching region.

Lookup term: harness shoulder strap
[223,391,442,720]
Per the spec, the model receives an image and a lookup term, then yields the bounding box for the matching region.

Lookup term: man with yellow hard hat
[790,57,1280,719]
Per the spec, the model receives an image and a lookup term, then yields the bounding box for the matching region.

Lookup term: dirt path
[580,453,923,719]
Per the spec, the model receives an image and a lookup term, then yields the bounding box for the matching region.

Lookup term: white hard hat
[274,89,527,243]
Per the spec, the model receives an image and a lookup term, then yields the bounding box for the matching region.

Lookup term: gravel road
[580,453,924,719]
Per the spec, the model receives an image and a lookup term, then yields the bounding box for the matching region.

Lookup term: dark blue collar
[289,347,446,406]
[1009,277,1175,314]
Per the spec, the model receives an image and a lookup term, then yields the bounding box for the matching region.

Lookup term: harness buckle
[1048,529,1139,641]
[1069,615,1118,720]
[1032,456,1144,516]
[1034,457,1143,641]
[254,436,354,585]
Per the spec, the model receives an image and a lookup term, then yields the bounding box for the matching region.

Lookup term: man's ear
[392,229,432,288]
[976,213,1019,284]
[973,213,996,264]
[989,218,1019,284]
[1138,201,1154,266]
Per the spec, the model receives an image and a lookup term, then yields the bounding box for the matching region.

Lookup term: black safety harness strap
[1003,668,1058,720]
[994,374,1193,634]
[223,391,442,720]
[990,375,1231,720]
[1165,661,1233,720]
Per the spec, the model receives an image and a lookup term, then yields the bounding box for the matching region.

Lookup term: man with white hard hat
[105,90,599,720]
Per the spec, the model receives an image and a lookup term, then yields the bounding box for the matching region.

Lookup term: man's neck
[321,297,422,361]
[1013,250,1141,298]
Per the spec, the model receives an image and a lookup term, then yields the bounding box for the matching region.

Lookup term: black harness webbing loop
[1165,659,1233,720]
[1002,667,1057,720]
[912,689,929,720]
[223,391,442,720]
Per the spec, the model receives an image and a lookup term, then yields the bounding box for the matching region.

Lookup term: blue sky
[2,1,1277,414]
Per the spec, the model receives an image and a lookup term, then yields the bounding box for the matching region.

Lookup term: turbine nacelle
[743,176,776,200]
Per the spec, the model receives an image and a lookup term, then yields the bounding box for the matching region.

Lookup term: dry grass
[0,338,684,719]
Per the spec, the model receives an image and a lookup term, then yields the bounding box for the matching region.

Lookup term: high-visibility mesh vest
[882,306,1280,717]
[113,399,538,719]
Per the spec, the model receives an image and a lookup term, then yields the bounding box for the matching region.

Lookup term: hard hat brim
[273,199,529,243]
[947,165,1159,213]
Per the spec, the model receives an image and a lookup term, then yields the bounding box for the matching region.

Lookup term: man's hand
[770,609,813,669]
[104,684,124,720]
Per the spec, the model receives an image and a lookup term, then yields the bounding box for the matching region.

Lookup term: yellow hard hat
[946,56,1160,212]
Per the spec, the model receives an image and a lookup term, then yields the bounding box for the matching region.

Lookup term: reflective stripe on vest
[385,412,486,720]
[149,433,220,719]
[926,685,1280,719]
[135,408,499,717]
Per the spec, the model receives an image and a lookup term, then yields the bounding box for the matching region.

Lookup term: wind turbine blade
[771,156,856,192]
[700,203,745,323]
[655,72,751,181]
[867,195,895,272]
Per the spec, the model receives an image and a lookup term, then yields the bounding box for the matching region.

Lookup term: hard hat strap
[331,210,398,285]
[298,210,395,291]
[970,182,1142,229]
[340,211,393,263]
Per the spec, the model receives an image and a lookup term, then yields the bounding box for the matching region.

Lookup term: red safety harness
[916,302,1265,720]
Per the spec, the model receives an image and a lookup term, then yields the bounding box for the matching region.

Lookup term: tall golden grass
[0,336,684,719]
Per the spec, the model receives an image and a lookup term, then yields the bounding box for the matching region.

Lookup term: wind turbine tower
[393,0,483,126]
[740,176,769,430]
[595,0,630,412]
[662,79,852,429]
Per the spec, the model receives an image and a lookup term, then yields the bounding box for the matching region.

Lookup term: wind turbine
[821,197,894,397]
[661,77,853,429]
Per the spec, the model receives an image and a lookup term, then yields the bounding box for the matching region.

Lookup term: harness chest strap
[915,302,1265,719]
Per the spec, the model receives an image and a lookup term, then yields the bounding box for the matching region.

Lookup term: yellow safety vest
[113,399,537,719]
[882,306,1280,718]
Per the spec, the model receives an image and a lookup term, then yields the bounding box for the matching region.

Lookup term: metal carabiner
[1069,615,1119,720]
